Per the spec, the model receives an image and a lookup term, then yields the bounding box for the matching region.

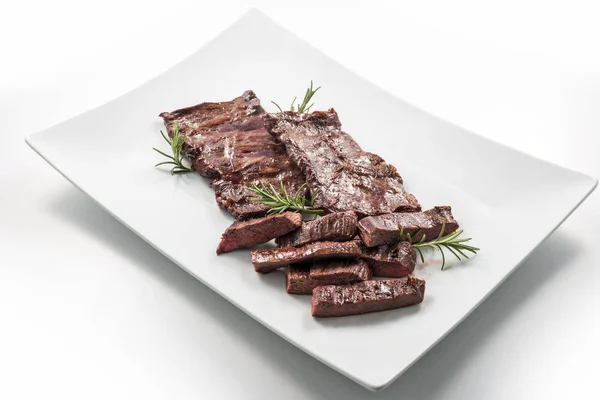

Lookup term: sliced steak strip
[216,212,302,254]
[311,276,426,318]
[276,211,357,248]
[358,206,459,247]
[251,241,361,274]
[360,241,416,278]
[263,109,421,217]
[159,91,306,220]
[286,259,371,294]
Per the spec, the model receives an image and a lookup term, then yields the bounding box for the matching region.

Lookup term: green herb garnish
[271,81,321,113]
[401,222,479,270]
[246,181,323,215]
[153,122,193,175]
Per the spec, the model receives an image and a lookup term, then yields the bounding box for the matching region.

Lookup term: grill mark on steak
[159,91,306,220]
[216,211,302,254]
[358,206,459,247]
[311,276,426,318]
[360,241,416,278]
[263,109,421,217]
[276,211,357,248]
[251,241,361,274]
[286,259,371,295]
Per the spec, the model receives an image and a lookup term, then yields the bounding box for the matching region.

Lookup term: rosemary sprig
[246,181,323,215]
[153,122,193,175]
[271,81,321,113]
[401,222,479,270]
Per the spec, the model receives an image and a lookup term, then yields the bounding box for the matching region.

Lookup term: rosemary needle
[271,81,321,113]
[246,181,323,215]
[401,222,480,270]
[153,122,193,175]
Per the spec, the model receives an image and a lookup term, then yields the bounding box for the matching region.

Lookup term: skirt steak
[251,241,361,274]
[358,206,459,247]
[216,211,302,254]
[311,276,426,318]
[360,241,416,278]
[286,259,371,294]
[159,91,306,220]
[276,211,357,248]
[263,109,421,217]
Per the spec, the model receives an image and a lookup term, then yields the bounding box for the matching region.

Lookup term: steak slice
[286,259,371,294]
[360,241,416,278]
[276,211,357,248]
[311,276,426,318]
[216,212,302,254]
[251,241,361,274]
[159,91,306,220]
[263,109,421,217]
[358,206,459,247]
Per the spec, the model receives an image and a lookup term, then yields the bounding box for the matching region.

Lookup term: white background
[1,1,599,399]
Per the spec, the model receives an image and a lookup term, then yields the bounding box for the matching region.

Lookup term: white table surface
[1,1,599,399]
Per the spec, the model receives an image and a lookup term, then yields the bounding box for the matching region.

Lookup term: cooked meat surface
[216,212,302,254]
[276,211,357,248]
[251,241,361,274]
[311,276,426,318]
[263,109,421,217]
[286,259,371,294]
[159,91,306,220]
[360,241,416,278]
[358,206,459,247]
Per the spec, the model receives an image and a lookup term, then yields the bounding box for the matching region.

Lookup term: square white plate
[26,9,597,391]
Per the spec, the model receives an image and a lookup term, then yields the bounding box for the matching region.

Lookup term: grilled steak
[251,241,361,274]
[216,212,302,254]
[311,276,426,318]
[159,91,306,220]
[360,241,416,278]
[286,259,371,294]
[263,109,421,217]
[358,206,459,247]
[276,211,357,248]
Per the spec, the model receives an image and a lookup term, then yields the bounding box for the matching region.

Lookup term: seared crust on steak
[311,277,425,317]
[217,212,302,254]
[264,109,421,217]
[159,91,306,220]
[276,211,357,247]
[251,241,361,274]
[360,241,416,278]
[358,206,459,247]
[286,259,371,294]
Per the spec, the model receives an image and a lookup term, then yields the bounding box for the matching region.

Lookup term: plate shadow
[46,186,582,398]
